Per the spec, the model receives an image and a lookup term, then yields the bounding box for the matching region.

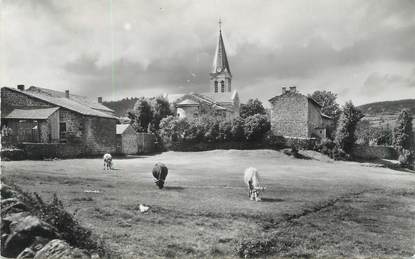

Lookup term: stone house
[268,86,334,139]
[116,124,138,155]
[1,85,119,155]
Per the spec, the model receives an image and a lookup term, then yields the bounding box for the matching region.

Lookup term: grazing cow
[152,162,168,189]
[244,167,265,201]
[103,153,112,170]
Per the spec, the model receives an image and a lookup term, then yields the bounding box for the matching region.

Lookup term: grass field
[2,150,415,258]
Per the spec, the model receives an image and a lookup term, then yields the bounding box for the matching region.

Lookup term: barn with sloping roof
[116,124,137,155]
[1,85,119,155]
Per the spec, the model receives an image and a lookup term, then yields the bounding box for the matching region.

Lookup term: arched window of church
[221,81,225,92]
[214,81,218,93]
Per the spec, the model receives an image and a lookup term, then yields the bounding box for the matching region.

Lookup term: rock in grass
[16,247,36,258]
[9,215,58,238]
[34,239,90,259]
[2,215,58,258]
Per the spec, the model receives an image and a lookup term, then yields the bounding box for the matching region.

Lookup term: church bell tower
[210,19,232,94]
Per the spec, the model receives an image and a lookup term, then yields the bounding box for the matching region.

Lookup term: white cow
[244,167,265,201]
[103,153,112,170]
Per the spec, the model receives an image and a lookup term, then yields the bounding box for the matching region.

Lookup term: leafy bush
[239,99,266,119]
[185,119,206,142]
[356,121,393,146]
[2,182,109,257]
[393,109,414,168]
[159,114,272,147]
[263,131,286,149]
[243,114,271,141]
[218,120,232,142]
[398,149,414,169]
[203,118,220,143]
[231,117,245,141]
[335,101,364,154]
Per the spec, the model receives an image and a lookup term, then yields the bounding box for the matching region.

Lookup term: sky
[1,0,415,106]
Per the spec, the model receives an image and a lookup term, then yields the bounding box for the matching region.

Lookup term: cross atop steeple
[219,18,222,31]
[210,20,232,93]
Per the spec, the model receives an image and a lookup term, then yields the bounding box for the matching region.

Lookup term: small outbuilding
[116,124,137,155]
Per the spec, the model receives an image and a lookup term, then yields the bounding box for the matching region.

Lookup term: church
[164,22,240,120]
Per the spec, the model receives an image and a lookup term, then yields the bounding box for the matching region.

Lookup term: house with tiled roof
[268,86,334,139]
[164,22,240,120]
[1,85,119,155]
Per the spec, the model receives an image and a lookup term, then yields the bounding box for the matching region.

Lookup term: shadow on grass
[113,151,164,160]
[164,186,185,191]
[353,157,414,174]
[261,197,284,203]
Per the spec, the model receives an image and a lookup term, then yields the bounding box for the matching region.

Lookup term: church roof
[211,30,232,77]
[176,99,199,106]
[201,91,238,104]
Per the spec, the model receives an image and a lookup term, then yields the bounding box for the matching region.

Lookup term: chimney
[65,90,70,98]
[17,85,25,91]
[281,87,287,94]
[98,97,103,103]
[289,86,297,93]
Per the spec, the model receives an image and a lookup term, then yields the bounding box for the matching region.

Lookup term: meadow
[2,150,415,258]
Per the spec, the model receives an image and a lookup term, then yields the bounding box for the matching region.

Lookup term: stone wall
[21,143,85,159]
[283,137,318,150]
[352,144,398,160]
[84,117,117,155]
[59,109,83,139]
[137,133,156,154]
[118,127,139,155]
[270,93,309,138]
[308,100,323,137]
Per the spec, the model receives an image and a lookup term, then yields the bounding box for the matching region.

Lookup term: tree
[243,114,271,141]
[356,121,393,146]
[128,97,153,132]
[393,109,414,151]
[231,117,245,141]
[239,99,266,119]
[335,101,364,154]
[185,118,206,142]
[393,109,414,168]
[310,90,341,120]
[203,118,220,143]
[218,120,233,142]
[151,96,172,130]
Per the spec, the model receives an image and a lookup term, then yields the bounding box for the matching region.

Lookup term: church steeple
[210,19,232,93]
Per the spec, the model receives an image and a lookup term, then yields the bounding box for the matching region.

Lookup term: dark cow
[152,162,168,189]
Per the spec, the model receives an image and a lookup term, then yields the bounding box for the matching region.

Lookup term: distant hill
[103,98,139,117]
[358,99,415,130]
[358,99,415,116]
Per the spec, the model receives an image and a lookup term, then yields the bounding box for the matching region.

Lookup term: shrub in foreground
[2,181,110,257]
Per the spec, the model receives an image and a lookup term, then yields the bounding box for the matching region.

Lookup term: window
[214,81,218,93]
[221,81,225,92]
[228,85,231,92]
